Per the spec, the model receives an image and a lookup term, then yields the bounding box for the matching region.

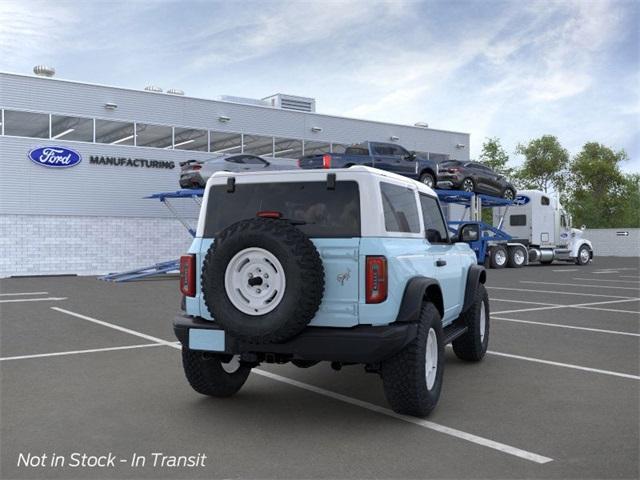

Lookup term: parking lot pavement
[1,256,638,479]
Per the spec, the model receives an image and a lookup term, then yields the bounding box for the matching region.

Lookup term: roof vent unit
[167,88,184,95]
[33,65,55,77]
[144,85,163,93]
[262,94,316,113]
[217,95,270,107]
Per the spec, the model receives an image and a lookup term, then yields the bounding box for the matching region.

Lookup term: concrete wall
[0,215,194,277]
[584,228,640,257]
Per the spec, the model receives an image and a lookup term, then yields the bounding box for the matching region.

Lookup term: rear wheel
[381,302,444,417]
[490,245,508,269]
[461,178,475,192]
[182,348,252,397]
[503,188,515,201]
[507,245,526,268]
[452,284,489,361]
[419,172,435,188]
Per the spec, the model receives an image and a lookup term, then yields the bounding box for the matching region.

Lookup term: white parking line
[573,278,640,284]
[520,281,640,291]
[488,286,635,299]
[51,307,178,347]
[487,351,640,381]
[492,316,640,337]
[253,369,553,464]
[552,269,579,272]
[491,298,560,307]
[0,343,163,361]
[0,291,49,296]
[0,297,67,304]
[621,275,640,279]
[493,298,640,315]
[50,307,552,464]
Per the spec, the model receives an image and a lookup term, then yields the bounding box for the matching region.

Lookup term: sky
[1,0,638,172]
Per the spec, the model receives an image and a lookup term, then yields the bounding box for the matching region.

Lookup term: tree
[564,142,637,228]
[515,135,569,193]
[479,137,513,176]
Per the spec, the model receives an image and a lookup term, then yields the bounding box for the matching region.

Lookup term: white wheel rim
[425,328,438,390]
[422,176,433,187]
[514,249,525,265]
[224,247,286,316]
[463,180,473,191]
[222,355,241,373]
[580,248,590,263]
[479,301,486,342]
[495,249,507,265]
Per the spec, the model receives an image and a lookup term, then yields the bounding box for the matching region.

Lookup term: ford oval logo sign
[28,146,82,168]
[513,195,530,206]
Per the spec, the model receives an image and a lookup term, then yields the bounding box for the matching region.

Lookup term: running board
[443,324,468,344]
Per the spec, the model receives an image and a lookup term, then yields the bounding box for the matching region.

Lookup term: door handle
[436,259,447,267]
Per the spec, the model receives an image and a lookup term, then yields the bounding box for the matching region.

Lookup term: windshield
[204,181,361,238]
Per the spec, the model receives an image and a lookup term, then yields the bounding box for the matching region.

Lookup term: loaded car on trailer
[174,166,490,416]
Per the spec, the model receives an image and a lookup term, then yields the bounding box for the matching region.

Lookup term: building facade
[0,71,470,277]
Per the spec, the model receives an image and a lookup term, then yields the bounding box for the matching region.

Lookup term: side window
[541,196,550,206]
[419,194,449,243]
[391,145,410,157]
[510,214,527,226]
[226,155,244,164]
[561,215,567,228]
[380,182,420,233]
[242,155,267,165]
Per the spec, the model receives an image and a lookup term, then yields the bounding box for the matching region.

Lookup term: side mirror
[405,152,417,161]
[460,225,480,242]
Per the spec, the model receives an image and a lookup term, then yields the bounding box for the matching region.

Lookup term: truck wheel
[381,302,444,417]
[575,245,591,265]
[507,246,526,268]
[182,347,252,397]
[419,172,435,188]
[452,284,489,361]
[489,245,507,269]
[202,217,324,344]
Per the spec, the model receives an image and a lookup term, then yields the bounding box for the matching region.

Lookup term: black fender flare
[395,277,444,322]
[462,264,486,313]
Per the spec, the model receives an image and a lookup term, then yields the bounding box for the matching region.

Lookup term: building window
[273,137,303,158]
[380,182,420,233]
[51,114,93,142]
[243,134,274,156]
[210,131,243,154]
[135,123,173,148]
[173,127,208,151]
[95,119,135,145]
[3,110,49,138]
[303,141,331,155]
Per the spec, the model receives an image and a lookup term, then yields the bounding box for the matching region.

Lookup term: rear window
[440,160,462,168]
[345,144,369,156]
[203,181,360,238]
[380,182,420,233]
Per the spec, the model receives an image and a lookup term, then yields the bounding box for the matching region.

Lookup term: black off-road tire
[490,245,508,269]
[507,245,526,268]
[419,172,436,188]
[202,217,324,344]
[381,302,444,417]
[182,347,252,397]
[452,284,489,361]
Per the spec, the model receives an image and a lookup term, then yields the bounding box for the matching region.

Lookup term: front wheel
[381,302,444,417]
[576,245,591,265]
[503,188,515,201]
[461,177,475,192]
[419,172,435,188]
[452,284,489,361]
[182,347,252,397]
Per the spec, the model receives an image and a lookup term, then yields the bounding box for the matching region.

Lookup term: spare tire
[202,217,324,344]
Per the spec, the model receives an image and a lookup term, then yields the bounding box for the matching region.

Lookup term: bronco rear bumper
[174,315,418,364]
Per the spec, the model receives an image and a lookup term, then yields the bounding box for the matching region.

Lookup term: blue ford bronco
[174,166,489,416]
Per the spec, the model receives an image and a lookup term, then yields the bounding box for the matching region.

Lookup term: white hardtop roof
[206,166,437,196]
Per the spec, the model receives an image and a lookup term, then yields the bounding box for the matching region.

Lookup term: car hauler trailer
[438,189,594,268]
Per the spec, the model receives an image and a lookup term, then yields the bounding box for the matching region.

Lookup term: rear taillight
[257,211,282,219]
[366,256,387,304]
[297,159,301,167]
[180,255,196,297]
[322,154,331,169]
[448,167,459,173]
